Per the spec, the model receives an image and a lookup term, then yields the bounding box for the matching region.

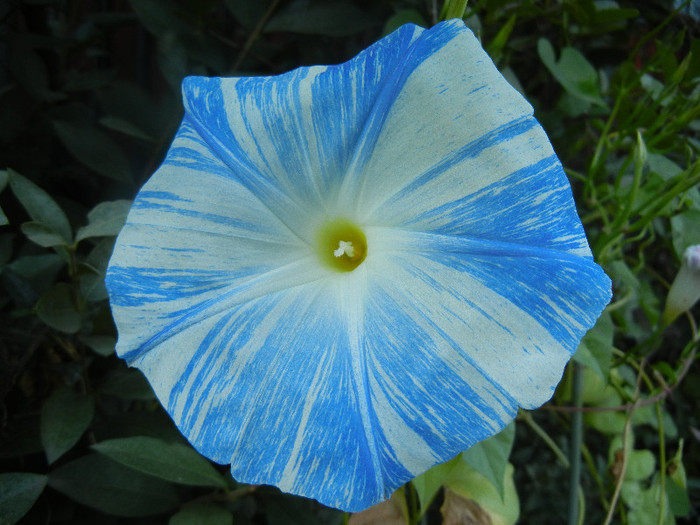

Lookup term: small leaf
[461,422,515,499]
[573,311,613,380]
[8,170,72,243]
[412,456,460,512]
[624,449,656,481]
[99,116,154,141]
[0,472,48,525]
[49,453,179,517]
[169,503,234,525]
[9,36,63,102]
[537,38,607,107]
[92,436,227,488]
[41,387,94,464]
[98,367,156,400]
[444,463,519,525]
[35,283,81,333]
[53,119,131,182]
[75,200,131,242]
[20,222,70,248]
[81,335,116,356]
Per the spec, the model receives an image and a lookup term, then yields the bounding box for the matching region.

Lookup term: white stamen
[333,240,355,258]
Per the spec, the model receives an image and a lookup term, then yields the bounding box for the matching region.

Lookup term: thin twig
[602,362,645,525]
[231,0,282,74]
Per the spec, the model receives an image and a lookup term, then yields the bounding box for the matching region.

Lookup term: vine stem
[567,364,584,525]
[602,362,645,525]
[518,411,570,467]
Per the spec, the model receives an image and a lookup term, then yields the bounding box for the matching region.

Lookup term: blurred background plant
[0,1,698,524]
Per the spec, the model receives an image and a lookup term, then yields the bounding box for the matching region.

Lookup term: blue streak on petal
[375,116,538,215]
[340,22,467,198]
[107,267,237,308]
[161,286,389,510]
[389,230,611,354]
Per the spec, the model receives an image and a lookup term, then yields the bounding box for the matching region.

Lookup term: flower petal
[129,273,392,511]
[367,227,611,409]
[106,118,320,362]
[180,23,427,238]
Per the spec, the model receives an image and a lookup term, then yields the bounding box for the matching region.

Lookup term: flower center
[316,218,367,272]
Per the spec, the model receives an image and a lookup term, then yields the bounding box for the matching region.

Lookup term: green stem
[655,402,667,525]
[518,411,570,468]
[567,364,584,525]
[441,0,468,20]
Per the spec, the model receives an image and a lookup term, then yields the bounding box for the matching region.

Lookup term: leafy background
[1,0,699,523]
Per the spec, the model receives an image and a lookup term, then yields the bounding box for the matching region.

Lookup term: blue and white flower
[106,19,611,511]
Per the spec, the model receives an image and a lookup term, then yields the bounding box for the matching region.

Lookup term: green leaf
[573,311,613,380]
[0,473,48,525]
[9,35,64,102]
[41,387,94,464]
[585,391,626,434]
[49,453,179,517]
[7,170,72,243]
[169,503,234,525]
[20,222,70,248]
[537,38,607,107]
[445,463,520,525]
[79,237,116,302]
[35,283,81,333]
[81,335,116,356]
[92,411,185,444]
[622,478,675,525]
[625,449,656,481]
[460,422,515,499]
[648,153,683,181]
[411,455,460,512]
[92,436,227,488]
[98,367,156,400]
[75,199,132,242]
[53,119,131,182]
[99,116,154,141]
[7,253,64,301]
[265,1,374,36]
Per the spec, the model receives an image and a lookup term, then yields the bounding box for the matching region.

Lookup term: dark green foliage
[0,1,698,524]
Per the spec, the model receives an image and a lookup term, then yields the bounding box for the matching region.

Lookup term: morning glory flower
[106,19,611,511]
